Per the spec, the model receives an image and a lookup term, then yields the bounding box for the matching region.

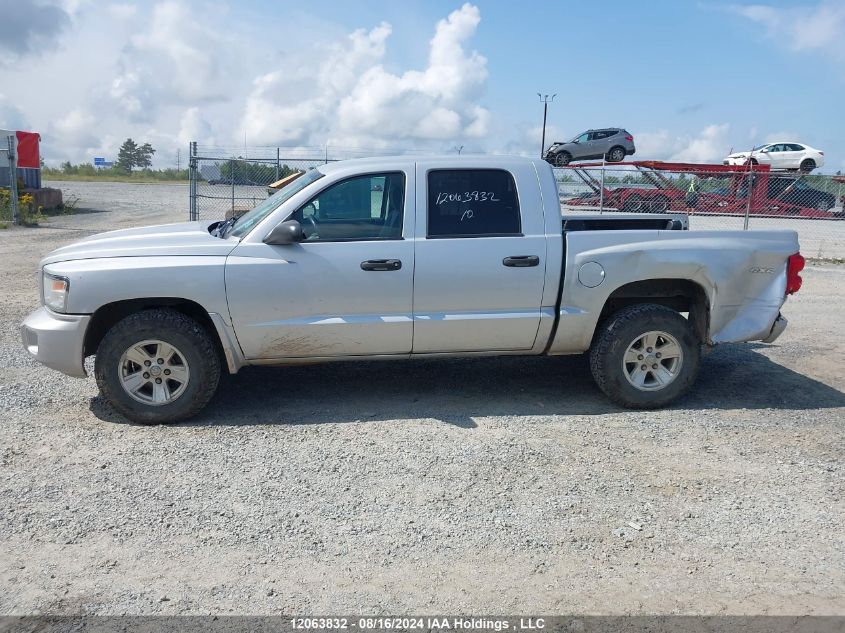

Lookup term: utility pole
[537,93,556,158]
[176,148,181,171]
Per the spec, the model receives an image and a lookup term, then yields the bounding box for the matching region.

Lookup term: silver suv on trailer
[545,128,636,166]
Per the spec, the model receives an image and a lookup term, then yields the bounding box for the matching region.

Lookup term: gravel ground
[1,181,843,615]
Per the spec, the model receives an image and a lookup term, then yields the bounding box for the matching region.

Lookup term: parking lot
[1,180,843,614]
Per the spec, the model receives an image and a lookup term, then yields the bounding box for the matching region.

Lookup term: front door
[571,132,593,161]
[411,164,548,353]
[226,171,414,359]
[764,144,788,168]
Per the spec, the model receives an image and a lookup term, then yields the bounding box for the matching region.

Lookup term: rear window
[427,169,521,238]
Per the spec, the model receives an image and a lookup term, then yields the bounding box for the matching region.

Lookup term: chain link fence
[187,144,844,260]
[554,161,845,260]
[0,134,19,225]
[188,143,337,221]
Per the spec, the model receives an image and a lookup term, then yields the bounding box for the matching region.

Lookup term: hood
[729,151,750,158]
[41,221,238,265]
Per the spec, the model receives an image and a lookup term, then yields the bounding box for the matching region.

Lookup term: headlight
[42,271,70,313]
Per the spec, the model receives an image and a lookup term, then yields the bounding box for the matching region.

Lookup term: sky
[1,0,844,172]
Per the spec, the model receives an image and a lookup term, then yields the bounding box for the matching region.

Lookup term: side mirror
[263,219,303,245]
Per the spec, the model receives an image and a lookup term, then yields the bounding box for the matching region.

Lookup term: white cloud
[51,108,99,148]
[110,1,232,120]
[730,1,845,64]
[108,3,137,20]
[109,66,153,121]
[488,121,565,158]
[634,130,674,159]
[671,123,730,162]
[240,3,491,148]
[764,131,800,143]
[634,124,731,163]
[177,107,215,146]
[0,94,29,130]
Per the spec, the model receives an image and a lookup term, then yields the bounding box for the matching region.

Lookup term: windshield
[228,168,325,238]
[751,144,768,151]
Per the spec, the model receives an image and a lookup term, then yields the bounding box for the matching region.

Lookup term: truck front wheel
[589,304,700,409]
[94,308,221,424]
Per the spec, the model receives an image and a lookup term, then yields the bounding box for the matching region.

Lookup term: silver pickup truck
[22,156,805,423]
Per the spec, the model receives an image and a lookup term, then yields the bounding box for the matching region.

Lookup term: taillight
[625,135,634,141]
[786,252,805,295]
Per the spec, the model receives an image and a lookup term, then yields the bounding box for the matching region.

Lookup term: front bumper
[20,307,90,378]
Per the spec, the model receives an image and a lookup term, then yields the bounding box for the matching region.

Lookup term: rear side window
[427,169,521,238]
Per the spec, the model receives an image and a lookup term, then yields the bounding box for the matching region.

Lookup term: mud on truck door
[411,164,547,353]
[225,170,415,359]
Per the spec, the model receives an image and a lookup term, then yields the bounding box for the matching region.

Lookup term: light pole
[537,93,556,158]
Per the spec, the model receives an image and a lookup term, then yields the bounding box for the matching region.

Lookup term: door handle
[503,255,540,267]
[361,259,402,271]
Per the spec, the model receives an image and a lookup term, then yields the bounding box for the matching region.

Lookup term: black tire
[651,195,670,213]
[815,198,832,212]
[800,159,816,173]
[746,158,758,166]
[589,304,701,409]
[95,308,221,424]
[607,146,626,163]
[622,194,643,212]
[555,152,572,167]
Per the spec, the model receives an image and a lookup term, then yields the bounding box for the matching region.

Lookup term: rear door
[411,163,548,353]
[782,143,805,169]
[592,130,615,157]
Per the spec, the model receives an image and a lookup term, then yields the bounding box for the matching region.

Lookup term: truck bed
[561,212,689,232]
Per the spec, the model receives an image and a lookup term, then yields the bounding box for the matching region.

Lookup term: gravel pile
[1,181,843,615]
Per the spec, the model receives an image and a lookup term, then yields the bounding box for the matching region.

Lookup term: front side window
[427,169,521,238]
[229,168,325,238]
[290,172,405,241]
[573,132,590,143]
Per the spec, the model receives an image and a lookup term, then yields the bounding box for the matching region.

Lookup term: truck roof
[317,154,542,175]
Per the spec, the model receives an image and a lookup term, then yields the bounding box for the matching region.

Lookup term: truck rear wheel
[589,304,700,409]
[94,308,221,424]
